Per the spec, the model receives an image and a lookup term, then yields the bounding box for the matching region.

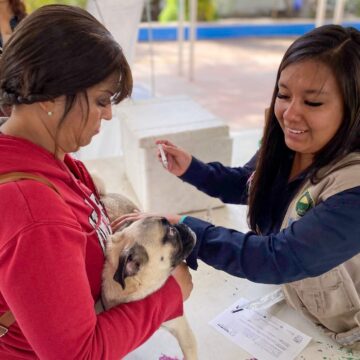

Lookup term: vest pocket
[291,269,355,318]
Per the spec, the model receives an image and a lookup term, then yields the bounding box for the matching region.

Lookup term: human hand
[156,140,192,177]
[111,211,182,232]
[171,262,193,301]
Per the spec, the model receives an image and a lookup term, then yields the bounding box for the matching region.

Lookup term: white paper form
[210,298,311,360]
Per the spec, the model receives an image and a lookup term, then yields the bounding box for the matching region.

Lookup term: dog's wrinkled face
[106,217,196,294]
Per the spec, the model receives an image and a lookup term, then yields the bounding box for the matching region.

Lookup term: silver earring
[47,111,53,116]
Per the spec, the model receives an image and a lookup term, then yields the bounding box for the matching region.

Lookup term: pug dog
[100,191,198,360]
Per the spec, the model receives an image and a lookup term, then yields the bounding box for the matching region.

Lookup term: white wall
[79,0,145,160]
[86,0,144,65]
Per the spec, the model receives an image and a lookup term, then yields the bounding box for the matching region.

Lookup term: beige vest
[281,153,360,347]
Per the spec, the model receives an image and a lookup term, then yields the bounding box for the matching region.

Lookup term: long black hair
[248,25,360,232]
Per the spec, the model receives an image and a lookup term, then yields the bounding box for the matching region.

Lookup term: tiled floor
[132,37,294,131]
[79,36,295,162]
[79,37,292,161]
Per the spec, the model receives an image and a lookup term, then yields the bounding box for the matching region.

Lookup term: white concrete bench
[117,96,233,214]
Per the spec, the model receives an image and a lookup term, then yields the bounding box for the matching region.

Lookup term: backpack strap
[0,172,60,336]
[0,311,15,337]
[0,172,60,194]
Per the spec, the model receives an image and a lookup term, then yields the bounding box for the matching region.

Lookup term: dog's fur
[99,191,198,360]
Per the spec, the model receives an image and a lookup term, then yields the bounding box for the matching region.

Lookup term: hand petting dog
[111,211,182,233]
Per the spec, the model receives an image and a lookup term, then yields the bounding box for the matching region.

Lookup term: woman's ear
[38,100,56,117]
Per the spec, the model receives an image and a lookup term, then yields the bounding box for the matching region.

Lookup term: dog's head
[104,216,196,302]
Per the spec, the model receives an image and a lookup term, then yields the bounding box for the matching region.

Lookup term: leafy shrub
[26,0,87,13]
[159,0,217,22]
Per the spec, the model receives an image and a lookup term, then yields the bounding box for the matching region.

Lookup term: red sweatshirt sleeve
[0,223,183,360]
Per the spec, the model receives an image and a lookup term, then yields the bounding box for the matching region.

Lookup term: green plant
[26,0,87,13]
[159,0,217,22]
[348,0,360,16]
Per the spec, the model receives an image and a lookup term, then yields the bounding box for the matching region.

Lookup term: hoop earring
[47,111,53,116]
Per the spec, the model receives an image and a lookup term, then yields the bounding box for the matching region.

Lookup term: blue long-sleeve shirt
[180,156,360,284]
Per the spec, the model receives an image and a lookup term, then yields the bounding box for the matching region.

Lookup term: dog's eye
[163,226,180,245]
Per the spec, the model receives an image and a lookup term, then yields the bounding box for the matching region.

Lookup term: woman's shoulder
[0,180,81,241]
[318,152,360,187]
[299,153,360,205]
[321,152,360,174]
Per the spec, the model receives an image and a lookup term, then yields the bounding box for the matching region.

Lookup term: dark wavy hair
[9,0,27,20]
[0,4,132,124]
[248,25,360,232]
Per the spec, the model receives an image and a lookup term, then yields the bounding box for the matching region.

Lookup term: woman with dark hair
[118,25,360,348]
[0,0,26,47]
[0,4,192,359]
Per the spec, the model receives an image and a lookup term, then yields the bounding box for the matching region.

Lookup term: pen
[231,298,266,313]
[231,300,262,313]
[158,144,168,169]
[232,306,246,313]
[231,288,285,314]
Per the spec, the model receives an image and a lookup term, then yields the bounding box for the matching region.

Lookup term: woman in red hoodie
[0,5,192,359]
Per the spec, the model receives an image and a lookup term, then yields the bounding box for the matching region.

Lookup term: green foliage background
[26,0,87,13]
[159,0,217,22]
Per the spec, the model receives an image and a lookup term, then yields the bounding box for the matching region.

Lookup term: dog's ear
[113,244,149,289]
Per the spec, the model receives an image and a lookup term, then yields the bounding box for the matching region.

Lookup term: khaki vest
[281,153,360,347]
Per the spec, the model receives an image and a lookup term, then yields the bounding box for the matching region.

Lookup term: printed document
[210,298,311,360]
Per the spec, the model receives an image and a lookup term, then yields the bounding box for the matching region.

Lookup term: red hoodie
[0,134,183,359]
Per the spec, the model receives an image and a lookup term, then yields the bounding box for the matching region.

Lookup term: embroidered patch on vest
[295,190,314,217]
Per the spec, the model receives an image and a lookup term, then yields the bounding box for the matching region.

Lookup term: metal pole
[93,0,105,24]
[146,0,156,97]
[178,0,185,75]
[333,0,346,24]
[315,0,327,27]
[189,0,197,81]
[271,0,279,18]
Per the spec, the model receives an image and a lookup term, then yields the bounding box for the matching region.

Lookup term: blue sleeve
[184,187,360,284]
[179,154,256,205]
